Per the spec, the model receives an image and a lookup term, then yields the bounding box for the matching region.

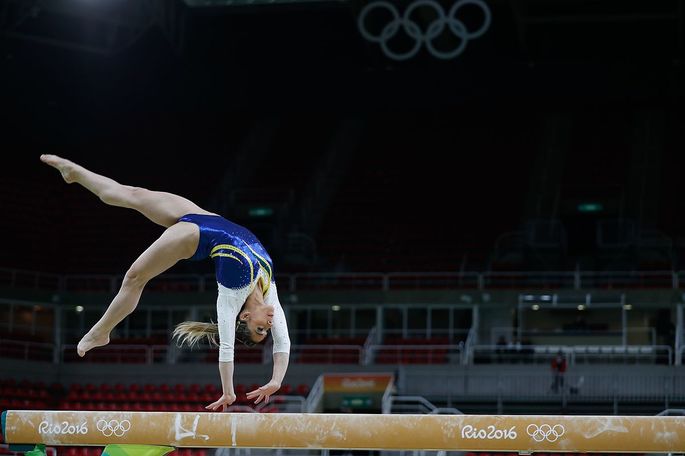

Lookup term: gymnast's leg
[76,220,199,356]
[40,154,215,227]
[40,154,209,356]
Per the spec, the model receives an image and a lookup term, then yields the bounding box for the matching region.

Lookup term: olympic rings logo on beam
[357,0,491,61]
[526,424,565,442]
[96,419,131,437]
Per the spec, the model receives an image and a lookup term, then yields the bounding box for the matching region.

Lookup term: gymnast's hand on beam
[205,392,237,412]
[246,379,281,404]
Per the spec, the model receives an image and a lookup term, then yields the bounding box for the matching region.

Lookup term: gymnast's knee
[99,185,148,207]
[122,266,151,290]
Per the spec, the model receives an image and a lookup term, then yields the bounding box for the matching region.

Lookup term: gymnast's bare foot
[40,154,80,184]
[77,329,110,357]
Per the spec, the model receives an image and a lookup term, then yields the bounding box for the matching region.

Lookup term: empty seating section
[292,335,461,365]
[0,378,310,418]
[249,115,337,200]
[297,337,366,363]
[374,336,452,364]
[1,115,682,279]
[0,116,252,276]
[315,112,532,273]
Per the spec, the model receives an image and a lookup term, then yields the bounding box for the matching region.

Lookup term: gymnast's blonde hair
[173,318,257,348]
[173,321,219,348]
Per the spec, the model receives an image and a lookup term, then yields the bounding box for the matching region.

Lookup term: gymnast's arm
[246,284,291,404]
[213,361,236,409]
[207,288,246,411]
[269,290,291,386]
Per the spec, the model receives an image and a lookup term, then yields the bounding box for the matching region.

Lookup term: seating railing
[60,344,167,364]
[405,371,685,402]
[0,339,54,362]
[1,267,682,293]
[53,343,364,365]
[367,344,463,365]
[293,344,363,364]
[469,344,674,365]
[1,339,677,367]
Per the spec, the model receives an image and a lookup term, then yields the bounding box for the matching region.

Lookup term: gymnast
[40,154,290,411]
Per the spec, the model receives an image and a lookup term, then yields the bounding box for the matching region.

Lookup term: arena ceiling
[1,0,684,108]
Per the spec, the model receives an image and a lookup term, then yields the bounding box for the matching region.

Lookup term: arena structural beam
[2,410,684,453]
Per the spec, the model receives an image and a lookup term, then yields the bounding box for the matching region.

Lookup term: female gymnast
[40,154,290,411]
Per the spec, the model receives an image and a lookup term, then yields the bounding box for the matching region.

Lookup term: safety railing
[490,326,658,346]
[2,267,684,293]
[0,339,54,362]
[60,344,169,364]
[469,344,674,365]
[0,268,62,291]
[292,344,363,364]
[52,343,364,365]
[572,345,673,365]
[404,371,685,404]
[3,339,678,367]
[367,344,463,365]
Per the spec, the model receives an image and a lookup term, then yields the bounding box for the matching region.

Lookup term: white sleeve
[216,285,251,363]
[264,282,291,355]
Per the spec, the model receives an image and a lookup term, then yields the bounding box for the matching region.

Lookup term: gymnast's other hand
[246,379,281,405]
[206,392,236,412]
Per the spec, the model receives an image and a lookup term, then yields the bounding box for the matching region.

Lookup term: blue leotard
[177,214,289,362]
[179,214,274,294]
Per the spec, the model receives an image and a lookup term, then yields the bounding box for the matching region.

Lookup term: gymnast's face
[239,289,275,343]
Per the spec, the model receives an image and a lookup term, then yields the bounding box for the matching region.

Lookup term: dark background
[2,0,685,275]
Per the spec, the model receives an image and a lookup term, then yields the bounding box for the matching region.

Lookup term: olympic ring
[357,0,491,61]
[526,423,565,442]
[96,419,131,437]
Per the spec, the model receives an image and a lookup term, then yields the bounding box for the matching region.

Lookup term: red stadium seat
[279,384,292,395]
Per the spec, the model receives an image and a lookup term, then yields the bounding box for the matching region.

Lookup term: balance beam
[2,410,684,453]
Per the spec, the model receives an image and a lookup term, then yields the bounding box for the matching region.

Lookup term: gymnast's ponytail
[173,316,256,348]
[173,321,219,348]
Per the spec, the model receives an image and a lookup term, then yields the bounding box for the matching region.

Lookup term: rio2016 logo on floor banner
[357,0,491,61]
